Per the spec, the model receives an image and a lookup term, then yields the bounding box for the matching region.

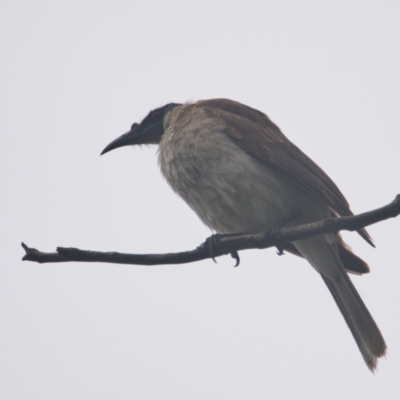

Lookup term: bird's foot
[230,250,240,267]
[203,233,241,267]
[203,233,223,264]
[267,227,285,256]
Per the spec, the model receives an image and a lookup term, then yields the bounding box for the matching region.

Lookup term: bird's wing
[197,98,373,245]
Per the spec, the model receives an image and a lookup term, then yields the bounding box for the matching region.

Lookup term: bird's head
[101,102,180,155]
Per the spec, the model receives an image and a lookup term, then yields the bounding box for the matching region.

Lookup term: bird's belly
[179,170,295,234]
[159,130,300,234]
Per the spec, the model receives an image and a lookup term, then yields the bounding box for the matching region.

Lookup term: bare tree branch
[22,195,400,266]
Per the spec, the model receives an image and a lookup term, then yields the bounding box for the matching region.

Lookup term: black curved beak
[101,123,140,155]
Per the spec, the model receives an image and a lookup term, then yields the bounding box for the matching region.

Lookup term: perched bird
[101,98,386,371]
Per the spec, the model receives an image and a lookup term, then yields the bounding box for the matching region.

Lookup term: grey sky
[1,1,400,399]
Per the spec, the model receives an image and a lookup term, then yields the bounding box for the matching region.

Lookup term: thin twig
[22,195,400,266]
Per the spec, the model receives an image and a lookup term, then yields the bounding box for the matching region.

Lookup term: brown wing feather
[197,99,373,246]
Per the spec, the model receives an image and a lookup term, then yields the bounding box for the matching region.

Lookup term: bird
[101,98,386,371]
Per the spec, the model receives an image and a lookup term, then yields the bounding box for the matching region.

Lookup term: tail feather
[321,273,386,371]
[294,234,386,371]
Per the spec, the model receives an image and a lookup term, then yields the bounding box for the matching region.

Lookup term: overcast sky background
[1,1,400,399]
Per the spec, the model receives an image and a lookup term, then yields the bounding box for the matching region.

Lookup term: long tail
[321,271,386,371]
[295,235,387,371]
